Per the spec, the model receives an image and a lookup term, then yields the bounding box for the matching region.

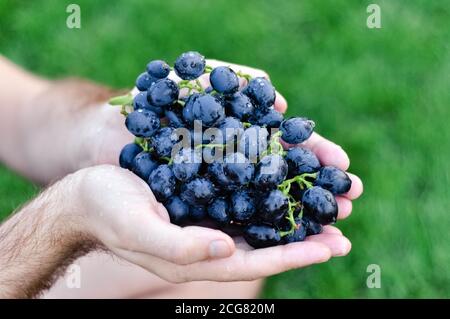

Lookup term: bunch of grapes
[110,51,351,248]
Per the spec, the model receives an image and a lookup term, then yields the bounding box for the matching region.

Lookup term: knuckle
[170,236,201,265]
[171,244,194,265]
[166,267,189,283]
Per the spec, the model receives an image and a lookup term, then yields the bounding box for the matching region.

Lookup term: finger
[301,133,350,170]
[116,215,235,265]
[343,173,363,200]
[274,92,288,113]
[305,233,351,257]
[152,201,171,223]
[116,240,332,282]
[336,196,352,220]
[322,225,342,235]
[183,241,332,281]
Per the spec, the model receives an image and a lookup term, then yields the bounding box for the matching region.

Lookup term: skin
[0,55,363,298]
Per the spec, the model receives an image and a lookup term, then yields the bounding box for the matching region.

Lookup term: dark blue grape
[146,60,170,79]
[151,127,180,158]
[252,107,283,128]
[302,186,338,225]
[285,147,320,177]
[165,105,185,128]
[125,109,160,138]
[133,92,164,116]
[302,216,323,236]
[208,161,232,190]
[244,224,281,248]
[189,205,207,222]
[136,72,156,91]
[253,154,288,190]
[174,51,206,80]
[191,94,225,127]
[119,143,142,170]
[207,198,231,225]
[132,151,158,181]
[223,152,254,187]
[230,190,256,223]
[243,77,275,109]
[148,164,176,201]
[283,218,307,243]
[314,166,352,195]
[258,189,289,223]
[280,117,315,144]
[210,66,239,94]
[225,92,254,120]
[165,196,189,224]
[218,117,244,143]
[238,125,269,162]
[172,148,202,182]
[180,177,216,206]
[182,93,200,126]
[147,78,179,107]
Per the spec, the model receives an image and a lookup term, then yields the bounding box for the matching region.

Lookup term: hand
[71,160,362,283]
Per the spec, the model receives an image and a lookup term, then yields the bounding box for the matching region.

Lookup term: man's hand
[0,162,360,298]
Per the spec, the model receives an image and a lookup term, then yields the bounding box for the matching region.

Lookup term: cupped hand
[76,60,363,282]
[74,161,361,283]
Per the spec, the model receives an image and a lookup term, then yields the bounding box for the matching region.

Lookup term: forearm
[0,56,121,184]
[0,173,96,298]
[0,56,50,173]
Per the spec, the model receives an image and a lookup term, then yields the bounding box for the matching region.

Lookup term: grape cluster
[111,51,352,249]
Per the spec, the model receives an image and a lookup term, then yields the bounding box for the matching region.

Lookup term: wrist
[0,172,97,298]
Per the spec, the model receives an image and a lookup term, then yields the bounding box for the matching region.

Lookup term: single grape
[131,151,158,181]
[210,66,239,94]
[302,186,338,225]
[174,51,206,80]
[119,143,143,170]
[147,78,179,107]
[314,166,352,195]
[148,164,176,201]
[280,117,315,144]
[146,60,170,79]
[243,77,275,109]
[125,109,160,138]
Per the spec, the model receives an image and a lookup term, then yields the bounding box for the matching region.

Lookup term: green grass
[0,0,449,298]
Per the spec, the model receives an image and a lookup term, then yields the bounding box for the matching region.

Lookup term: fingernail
[209,240,231,258]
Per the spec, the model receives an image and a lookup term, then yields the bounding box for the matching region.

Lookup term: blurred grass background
[0,0,449,298]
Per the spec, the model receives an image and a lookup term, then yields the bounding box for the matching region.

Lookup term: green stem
[135,137,150,152]
[179,81,204,93]
[236,70,252,82]
[109,93,133,106]
[278,172,318,194]
[195,79,205,93]
[263,130,284,158]
[204,65,213,73]
[279,199,300,237]
[242,122,252,128]
[160,156,173,164]
[120,104,130,116]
